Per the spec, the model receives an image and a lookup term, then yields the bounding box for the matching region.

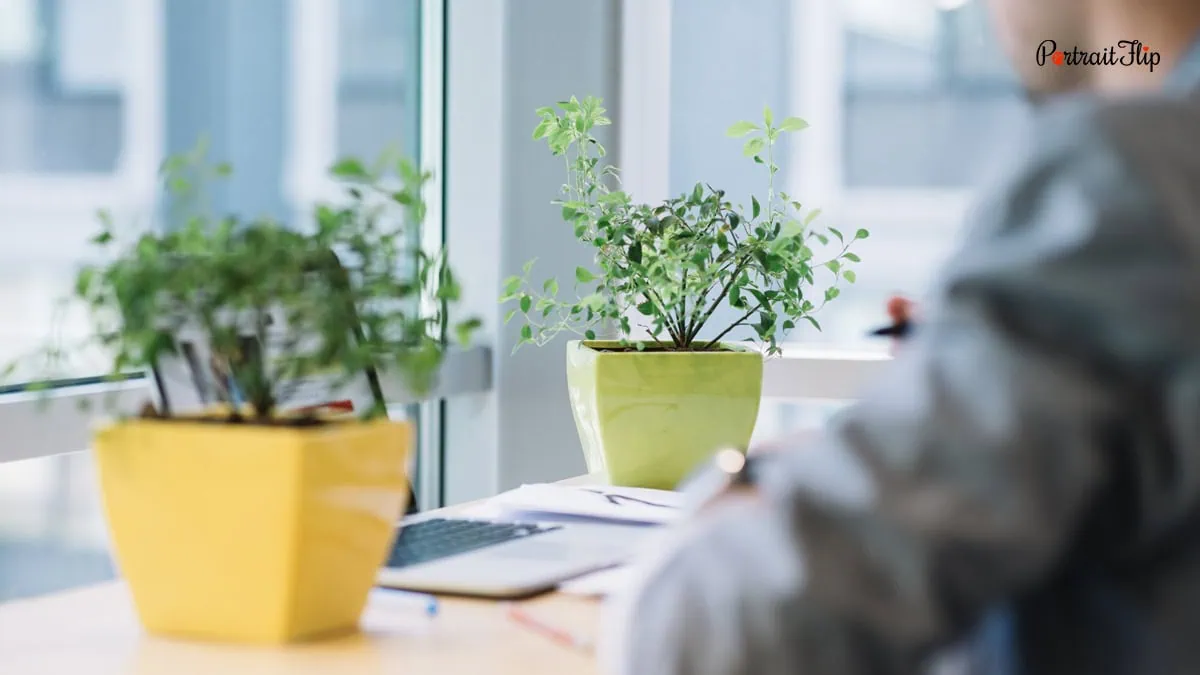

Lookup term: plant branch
[703,300,764,350]
[645,288,683,344]
[686,256,751,345]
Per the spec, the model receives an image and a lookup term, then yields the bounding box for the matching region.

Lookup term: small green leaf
[543,278,559,295]
[575,266,596,283]
[581,293,605,309]
[628,241,643,264]
[742,137,766,158]
[829,226,844,242]
[456,318,482,345]
[844,252,861,262]
[504,309,517,324]
[584,330,597,340]
[520,325,533,341]
[843,270,857,283]
[523,258,537,275]
[804,209,823,225]
[804,316,822,331]
[752,196,761,219]
[725,121,759,138]
[330,157,369,179]
[778,117,810,132]
[501,275,522,298]
[763,105,774,127]
[520,295,532,313]
[855,228,870,240]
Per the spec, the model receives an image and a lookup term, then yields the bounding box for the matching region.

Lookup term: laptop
[147,250,655,598]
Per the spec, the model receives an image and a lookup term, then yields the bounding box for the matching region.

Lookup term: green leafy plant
[18,143,480,422]
[500,95,866,354]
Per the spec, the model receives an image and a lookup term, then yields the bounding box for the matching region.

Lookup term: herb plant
[31,144,479,422]
[501,95,866,354]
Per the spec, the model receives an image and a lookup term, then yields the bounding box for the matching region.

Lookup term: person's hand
[885,295,917,355]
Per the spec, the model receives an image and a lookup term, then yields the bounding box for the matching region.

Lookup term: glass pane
[337,0,421,159]
[0,0,425,383]
[669,0,792,207]
[0,452,113,603]
[0,0,124,173]
[843,0,1028,188]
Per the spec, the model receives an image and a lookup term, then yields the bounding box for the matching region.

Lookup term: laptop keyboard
[385,518,562,569]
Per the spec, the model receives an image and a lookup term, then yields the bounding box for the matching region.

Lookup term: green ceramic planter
[565,340,763,489]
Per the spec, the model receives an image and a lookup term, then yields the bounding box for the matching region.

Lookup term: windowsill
[776,344,891,361]
[0,373,147,399]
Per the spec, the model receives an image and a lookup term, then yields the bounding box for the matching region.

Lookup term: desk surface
[0,475,606,675]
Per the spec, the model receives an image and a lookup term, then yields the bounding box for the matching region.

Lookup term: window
[0,0,471,600]
[638,0,1030,439]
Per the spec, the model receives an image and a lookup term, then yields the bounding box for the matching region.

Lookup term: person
[603,0,1200,673]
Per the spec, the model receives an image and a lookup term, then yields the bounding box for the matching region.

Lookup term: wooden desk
[0,475,607,674]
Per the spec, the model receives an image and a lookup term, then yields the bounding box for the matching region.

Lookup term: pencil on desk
[505,603,593,653]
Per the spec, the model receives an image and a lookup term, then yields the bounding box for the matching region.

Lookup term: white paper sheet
[480,483,684,526]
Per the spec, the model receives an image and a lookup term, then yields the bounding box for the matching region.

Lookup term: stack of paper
[465,483,684,526]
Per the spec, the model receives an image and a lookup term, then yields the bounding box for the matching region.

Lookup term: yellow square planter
[93,417,411,644]
[565,340,763,489]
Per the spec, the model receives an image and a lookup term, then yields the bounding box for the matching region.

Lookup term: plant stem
[645,288,683,344]
[703,300,764,350]
[677,269,690,343]
[686,257,750,345]
[766,131,776,219]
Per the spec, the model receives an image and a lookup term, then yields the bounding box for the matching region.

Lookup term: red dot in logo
[1051,51,1065,65]
[1144,45,1150,51]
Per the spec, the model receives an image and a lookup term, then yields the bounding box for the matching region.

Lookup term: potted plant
[26,147,478,643]
[501,96,866,489]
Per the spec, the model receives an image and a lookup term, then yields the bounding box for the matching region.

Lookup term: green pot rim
[571,339,761,355]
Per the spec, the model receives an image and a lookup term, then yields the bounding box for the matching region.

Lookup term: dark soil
[587,344,739,354]
[137,402,326,427]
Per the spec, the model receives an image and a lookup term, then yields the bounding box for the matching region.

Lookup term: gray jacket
[603,87,1200,674]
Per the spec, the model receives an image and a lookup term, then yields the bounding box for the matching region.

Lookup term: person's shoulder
[958,94,1184,247]
[1028,92,1200,170]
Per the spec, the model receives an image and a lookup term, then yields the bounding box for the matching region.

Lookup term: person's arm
[602,102,1199,674]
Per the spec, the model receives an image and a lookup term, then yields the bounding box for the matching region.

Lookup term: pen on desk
[505,603,593,653]
[376,587,440,617]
